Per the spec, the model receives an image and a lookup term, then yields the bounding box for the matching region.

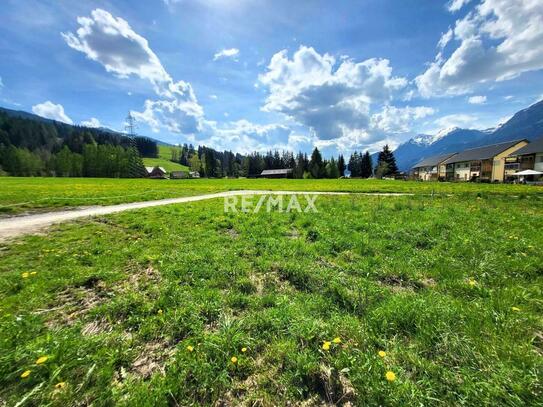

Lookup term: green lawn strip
[0,177,542,215]
[0,195,541,405]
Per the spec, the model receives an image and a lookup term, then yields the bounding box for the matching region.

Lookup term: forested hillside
[0,107,395,179]
[0,109,158,177]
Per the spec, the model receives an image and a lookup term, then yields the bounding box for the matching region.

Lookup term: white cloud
[503,95,514,100]
[32,101,73,124]
[0,76,3,88]
[371,105,436,134]
[468,95,487,104]
[213,48,240,61]
[258,45,409,142]
[195,120,294,154]
[434,113,480,129]
[417,0,543,97]
[209,94,218,100]
[438,28,454,50]
[448,0,472,12]
[81,117,101,128]
[64,9,204,135]
[62,9,171,95]
[132,91,203,134]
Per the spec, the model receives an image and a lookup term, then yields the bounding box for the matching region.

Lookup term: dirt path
[0,190,411,242]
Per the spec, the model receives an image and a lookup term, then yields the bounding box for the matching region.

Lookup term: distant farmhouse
[259,169,293,178]
[145,166,167,179]
[170,170,188,179]
[412,153,457,181]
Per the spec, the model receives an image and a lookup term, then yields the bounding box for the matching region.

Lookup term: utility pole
[125,112,137,138]
[124,112,144,178]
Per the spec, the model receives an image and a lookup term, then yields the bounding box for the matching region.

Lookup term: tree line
[0,108,399,179]
[0,110,154,177]
[167,144,397,179]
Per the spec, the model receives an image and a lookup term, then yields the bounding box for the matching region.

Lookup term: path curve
[0,190,411,242]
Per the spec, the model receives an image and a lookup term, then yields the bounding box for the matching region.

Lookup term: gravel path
[0,190,411,242]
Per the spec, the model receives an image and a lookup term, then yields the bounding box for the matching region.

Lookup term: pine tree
[337,154,346,177]
[360,151,373,178]
[309,147,325,179]
[375,145,398,177]
[348,152,360,177]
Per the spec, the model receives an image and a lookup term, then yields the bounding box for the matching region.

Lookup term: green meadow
[0,186,542,405]
[142,146,190,173]
[1,177,542,215]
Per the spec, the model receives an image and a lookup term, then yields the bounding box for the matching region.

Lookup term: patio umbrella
[511,169,543,176]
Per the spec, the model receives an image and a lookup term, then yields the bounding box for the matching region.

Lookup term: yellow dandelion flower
[332,337,341,344]
[157,309,163,315]
[36,356,48,365]
[241,347,247,353]
[21,370,31,378]
[378,350,386,358]
[30,272,37,276]
[22,272,30,278]
[322,341,331,351]
[468,279,476,287]
[186,345,194,352]
[231,356,238,364]
[512,306,520,312]
[385,371,396,382]
[55,382,66,389]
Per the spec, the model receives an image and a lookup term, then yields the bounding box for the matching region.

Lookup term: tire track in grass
[0,190,412,242]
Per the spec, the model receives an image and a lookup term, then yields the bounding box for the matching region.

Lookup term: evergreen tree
[375,145,398,177]
[360,151,373,178]
[309,147,325,178]
[348,152,360,177]
[326,158,340,178]
[337,154,346,177]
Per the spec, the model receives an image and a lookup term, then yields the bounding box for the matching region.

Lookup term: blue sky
[1,0,543,156]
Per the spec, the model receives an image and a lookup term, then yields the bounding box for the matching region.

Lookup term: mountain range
[393,99,543,170]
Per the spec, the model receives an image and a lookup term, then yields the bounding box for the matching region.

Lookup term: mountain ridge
[393,99,543,170]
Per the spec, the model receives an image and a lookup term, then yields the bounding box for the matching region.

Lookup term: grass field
[142,146,190,173]
[0,191,542,405]
[1,177,542,215]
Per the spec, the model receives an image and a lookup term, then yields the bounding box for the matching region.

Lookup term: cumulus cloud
[434,113,480,129]
[81,117,101,128]
[448,0,472,12]
[258,46,410,141]
[32,101,73,124]
[63,9,204,134]
[213,48,240,61]
[195,120,294,154]
[438,28,454,50]
[371,105,436,134]
[416,0,543,97]
[468,95,487,104]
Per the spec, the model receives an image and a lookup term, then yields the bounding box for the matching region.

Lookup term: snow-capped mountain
[394,100,543,171]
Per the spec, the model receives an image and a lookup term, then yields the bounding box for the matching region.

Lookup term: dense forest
[0,110,157,177]
[0,108,399,178]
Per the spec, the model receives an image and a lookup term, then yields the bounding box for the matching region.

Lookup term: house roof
[508,136,543,156]
[412,153,457,169]
[145,166,166,173]
[442,139,527,164]
[261,169,293,175]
